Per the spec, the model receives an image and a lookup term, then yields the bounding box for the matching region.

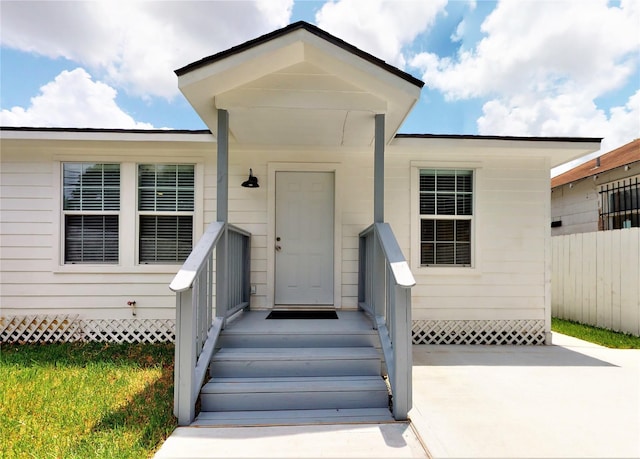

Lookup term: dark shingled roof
[551,139,640,188]
[0,126,211,134]
[396,133,602,143]
[175,21,424,88]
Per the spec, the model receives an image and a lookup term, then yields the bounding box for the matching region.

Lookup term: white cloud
[315,0,447,69]
[409,0,639,156]
[411,0,639,100]
[0,68,155,129]
[0,1,294,99]
[451,20,466,43]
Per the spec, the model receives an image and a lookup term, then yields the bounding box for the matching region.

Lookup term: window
[419,169,473,266]
[599,176,639,230]
[138,164,194,263]
[63,163,120,263]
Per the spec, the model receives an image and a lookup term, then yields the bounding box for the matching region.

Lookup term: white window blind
[138,164,194,263]
[63,163,120,264]
[419,169,473,266]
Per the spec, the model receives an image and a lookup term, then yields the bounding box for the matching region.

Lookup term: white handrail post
[174,288,197,426]
[392,284,412,420]
[373,235,386,319]
[216,226,228,318]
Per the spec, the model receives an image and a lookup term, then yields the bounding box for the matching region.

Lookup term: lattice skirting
[1,315,175,344]
[412,319,546,345]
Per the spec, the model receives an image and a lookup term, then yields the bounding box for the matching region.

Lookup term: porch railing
[358,222,415,420]
[169,221,251,426]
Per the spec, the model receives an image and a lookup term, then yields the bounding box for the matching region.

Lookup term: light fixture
[241,168,259,188]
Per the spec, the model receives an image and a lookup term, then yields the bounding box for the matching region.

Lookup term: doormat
[266,310,338,320]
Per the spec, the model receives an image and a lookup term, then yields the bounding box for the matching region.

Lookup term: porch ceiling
[176,24,423,147]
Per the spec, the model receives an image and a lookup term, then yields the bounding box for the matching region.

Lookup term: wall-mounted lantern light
[241,168,259,188]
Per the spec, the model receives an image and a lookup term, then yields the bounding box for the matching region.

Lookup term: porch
[169,22,420,427]
[170,219,414,426]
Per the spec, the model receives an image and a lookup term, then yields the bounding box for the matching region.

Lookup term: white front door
[275,171,334,305]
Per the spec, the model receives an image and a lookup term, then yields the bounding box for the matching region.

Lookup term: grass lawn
[552,318,640,349]
[1,342,176,459]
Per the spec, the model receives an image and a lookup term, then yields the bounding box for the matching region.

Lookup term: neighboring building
[551,139,640,235]
[1,21,600,346]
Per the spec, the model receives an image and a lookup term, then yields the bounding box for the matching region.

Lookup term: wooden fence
[551,228,640,336]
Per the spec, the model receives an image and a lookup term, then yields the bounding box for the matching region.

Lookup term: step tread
[202,375,388,394]
[213,347,380,361]
[192,408,394,426]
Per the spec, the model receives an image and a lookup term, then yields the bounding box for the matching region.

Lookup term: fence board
[562,236,572,319]
[602,231,613,330]
[552,228,640,336]
[582,232,597,325]
[620,230,640,335]
[611,231,622,332]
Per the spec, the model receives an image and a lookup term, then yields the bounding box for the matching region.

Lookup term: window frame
[61,162,121,265]
[54,159,203,273]
[410,162,481,274]
[136,163,196,265]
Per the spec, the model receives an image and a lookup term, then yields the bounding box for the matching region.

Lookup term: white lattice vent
[0,315,82,343]
[83,319,175,343]
[1,315,175,344]
[412,319,546,345]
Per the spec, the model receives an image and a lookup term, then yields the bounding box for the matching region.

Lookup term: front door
[275,171,334,305]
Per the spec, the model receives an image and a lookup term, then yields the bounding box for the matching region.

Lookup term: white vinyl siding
[138,164,194,263]
[419,169,473,266]
[0,134,560,332]
[62,163,120,263]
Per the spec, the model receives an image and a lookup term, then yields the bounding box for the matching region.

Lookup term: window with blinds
[63,163,120,263]
[419,169,473,266]
[138,164,194,263]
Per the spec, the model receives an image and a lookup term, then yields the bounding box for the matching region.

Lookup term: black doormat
[266,310,338,320]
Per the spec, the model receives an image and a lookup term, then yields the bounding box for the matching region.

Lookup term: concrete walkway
[155,333,640,458]
[410,332,640,458]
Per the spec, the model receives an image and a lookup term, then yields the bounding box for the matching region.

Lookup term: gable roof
[175,21,424,146]
[175,21,424,89]
[551,138,640,188]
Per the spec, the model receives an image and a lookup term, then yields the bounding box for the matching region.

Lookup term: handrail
[358,222,414,420]
[374,223,416,288]
[171,220,251,426]
[170,221,224,292]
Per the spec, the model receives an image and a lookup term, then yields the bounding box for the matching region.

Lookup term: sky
[1,0,639,174]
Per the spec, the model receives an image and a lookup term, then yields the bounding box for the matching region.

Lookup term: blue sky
[1,1,638,172]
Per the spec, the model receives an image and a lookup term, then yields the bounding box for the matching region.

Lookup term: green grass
[0,342,177,459]
[552,318,640,349]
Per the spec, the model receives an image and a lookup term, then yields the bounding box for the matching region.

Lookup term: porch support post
[374,114,385,223]
[373,114,386,318]
[216,109,229,317]
[217,109,229,223]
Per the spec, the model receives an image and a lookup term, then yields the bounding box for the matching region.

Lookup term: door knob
[275,245,282,252]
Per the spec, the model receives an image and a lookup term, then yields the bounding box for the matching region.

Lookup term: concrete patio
[154,332,640,458]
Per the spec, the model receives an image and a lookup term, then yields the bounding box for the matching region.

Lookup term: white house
[551,138,640,235]
[1,22,600,425]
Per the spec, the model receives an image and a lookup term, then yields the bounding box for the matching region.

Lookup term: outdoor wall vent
[551,220,562,228]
